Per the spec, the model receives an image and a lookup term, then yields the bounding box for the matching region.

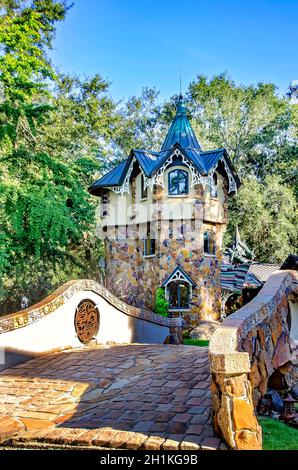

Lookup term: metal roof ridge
[133,148,160,155]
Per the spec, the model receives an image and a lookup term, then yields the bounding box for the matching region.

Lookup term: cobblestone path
[0,344,223,450]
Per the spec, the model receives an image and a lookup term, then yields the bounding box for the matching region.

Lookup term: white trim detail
[110,157,136,195]
[220,157,238,194]
[163,268,194,301]
[109,151,237,195]
[180,153,206,188]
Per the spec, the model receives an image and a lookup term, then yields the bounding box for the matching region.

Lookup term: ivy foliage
[0,1,105,314]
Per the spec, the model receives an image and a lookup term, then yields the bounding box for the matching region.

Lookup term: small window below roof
[168,169,189,196]
[141,174,148,200]
[143,238,156,257]
[143,221,155,257]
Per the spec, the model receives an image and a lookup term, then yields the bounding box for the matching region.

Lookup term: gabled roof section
[249,263,280,283]
[88,159,129,195]
[88,96,241,196]
[133,149,161,176]
[161,266,197,287]
[161,95,201,151]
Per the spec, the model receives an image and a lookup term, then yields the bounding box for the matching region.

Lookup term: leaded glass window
[168,169,188,195]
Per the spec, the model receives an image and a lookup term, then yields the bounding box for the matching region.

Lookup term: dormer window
[210,173,218,198]
[204,230,216,255]
[161,266,196,311]
[141,174,148,200]
[168,169,188,196]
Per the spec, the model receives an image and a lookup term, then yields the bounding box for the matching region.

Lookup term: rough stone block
[217,395,235,448]
[209,352,251,374]
[234,429,262,450]
[142,435,166,450]
[0,416,24,442]
[125,433,148,450]
[232,399,258,431]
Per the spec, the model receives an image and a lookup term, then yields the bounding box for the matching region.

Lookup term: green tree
[115,87,167,156]
[224,176,298,263]
[0,1,104,314]
[36,74,119,170]
[154,288,169,317]
[188,73,295,181]
[0,0,68,150]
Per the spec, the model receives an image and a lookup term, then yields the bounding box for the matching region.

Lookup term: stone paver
[0,344,222,449]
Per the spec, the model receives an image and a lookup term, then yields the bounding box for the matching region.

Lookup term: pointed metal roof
[160,95,201,151]
[88,95,241,196]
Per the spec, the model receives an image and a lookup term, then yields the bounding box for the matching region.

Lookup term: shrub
[154,288,169,317]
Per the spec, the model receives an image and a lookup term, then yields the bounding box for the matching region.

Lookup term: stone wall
[0,279,182,370]
[104,178,229,327]
[209,269,298,450]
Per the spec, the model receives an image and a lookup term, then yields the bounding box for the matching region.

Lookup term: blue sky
[50,0,298,102]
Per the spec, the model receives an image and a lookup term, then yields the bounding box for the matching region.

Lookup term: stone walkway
[0,344,224,450]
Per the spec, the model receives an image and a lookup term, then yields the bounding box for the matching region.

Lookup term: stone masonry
[0,344,224,450]
[209,269,298,450]
[104,180,229,327]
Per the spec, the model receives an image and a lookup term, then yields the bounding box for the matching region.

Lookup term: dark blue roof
[161,96,201,151]
[88,97,240,195]
[133,150,160,176]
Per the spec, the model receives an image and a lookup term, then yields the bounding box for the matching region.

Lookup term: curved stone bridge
[0,344,222,450]
[0,280,220,450]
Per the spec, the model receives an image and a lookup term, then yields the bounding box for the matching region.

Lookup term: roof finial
[179,72,182,98]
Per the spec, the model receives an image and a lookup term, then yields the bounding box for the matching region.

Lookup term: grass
[183,338,209,347]
[259,416,298,450]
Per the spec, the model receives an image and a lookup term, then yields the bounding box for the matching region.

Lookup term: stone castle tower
[89,97,240,326]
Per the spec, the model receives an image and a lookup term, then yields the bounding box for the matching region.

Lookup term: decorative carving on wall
[74,299,100,344]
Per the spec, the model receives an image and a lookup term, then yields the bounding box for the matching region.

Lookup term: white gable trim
[109,150,237,196]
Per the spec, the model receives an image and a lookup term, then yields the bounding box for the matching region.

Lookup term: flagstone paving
[0,344,224,450]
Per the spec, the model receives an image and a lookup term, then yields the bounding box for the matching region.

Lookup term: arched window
[210,173,218,198]
[168,281,190,309]
[168,169,189,195]
[204,230,216,255]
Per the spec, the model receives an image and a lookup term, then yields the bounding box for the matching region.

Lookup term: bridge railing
[209,269,298,450]
[0,279,182,370]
